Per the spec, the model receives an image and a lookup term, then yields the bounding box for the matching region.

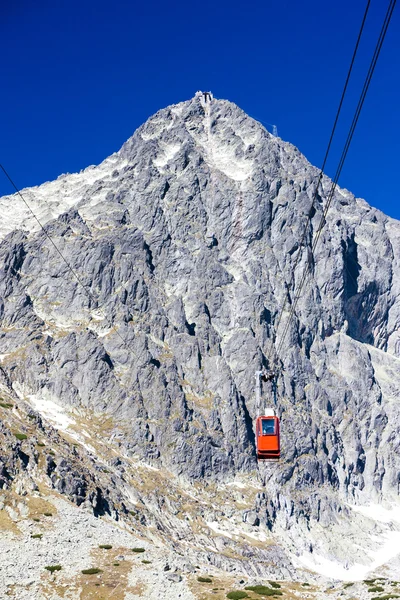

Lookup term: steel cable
[274,0,397,360]
[266,0,372,366]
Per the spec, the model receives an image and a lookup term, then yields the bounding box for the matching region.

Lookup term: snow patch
[13,385,99,455]
[141,464,159,472]
[27,395,75,430]
[225,480,246,489]
[90,309,106,322]
[206,521,233,539]
[350,502,400,524]
[0,153,127,241]
[153,143,181,168]
[242,529,270,542]
[293,505,400,581]
[209,145,253,182]
[294,530,400,581]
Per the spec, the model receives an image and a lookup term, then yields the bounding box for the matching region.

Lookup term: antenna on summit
[272,124,278,136]
[196,90,213,107]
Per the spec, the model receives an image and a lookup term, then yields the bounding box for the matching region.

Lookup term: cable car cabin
[256,414,280,460]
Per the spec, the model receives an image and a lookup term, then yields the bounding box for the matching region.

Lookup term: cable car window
[262,419,275,435]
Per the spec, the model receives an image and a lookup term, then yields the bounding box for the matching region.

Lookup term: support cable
[275,0,397,360]
[266,0,372,367]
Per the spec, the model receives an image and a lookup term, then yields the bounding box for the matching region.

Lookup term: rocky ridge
[1,92,400,591]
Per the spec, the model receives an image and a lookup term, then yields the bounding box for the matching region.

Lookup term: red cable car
[256,410,280,460]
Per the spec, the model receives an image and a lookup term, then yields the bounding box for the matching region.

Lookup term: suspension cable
[275,0,397,360]
[266,0,372,368]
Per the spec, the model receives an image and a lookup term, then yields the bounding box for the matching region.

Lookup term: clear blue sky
[1,0,399,217]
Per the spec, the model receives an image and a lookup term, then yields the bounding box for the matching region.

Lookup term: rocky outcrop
[0,383,127,519]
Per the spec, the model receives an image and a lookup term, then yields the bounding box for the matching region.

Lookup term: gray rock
[167,572,182,582]
[1,92,400,574]
[242,510,260,526]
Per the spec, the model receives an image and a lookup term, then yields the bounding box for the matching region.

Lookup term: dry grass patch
[128,467,169,495]
[183,387,215,410]
[27,496,57,520]
[39,573,69,599]
[68,413,115,451]
[128,581,146,596]
[75,546,136,600]
[271,581,320,599]
[0,508,20,535]
[188,573,238,600]
[188,575,321,600]
[236,532,276,549]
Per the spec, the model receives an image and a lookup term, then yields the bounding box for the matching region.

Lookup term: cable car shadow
[241,395,256,449]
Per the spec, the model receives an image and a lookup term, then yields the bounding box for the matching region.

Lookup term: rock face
[1,92,400,575]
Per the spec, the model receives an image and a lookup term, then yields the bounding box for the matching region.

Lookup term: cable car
[256,409,280,460]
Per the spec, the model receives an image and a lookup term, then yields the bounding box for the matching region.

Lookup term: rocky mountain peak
[1,93,400,587]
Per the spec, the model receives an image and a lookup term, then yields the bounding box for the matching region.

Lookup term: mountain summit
[1,93,400,593]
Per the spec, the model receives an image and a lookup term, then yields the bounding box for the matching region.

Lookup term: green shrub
[0,402,13,409]
[364,579,377,585]
[132,547,145,553]
[14,432,27,441]
[369,587,384,593]
[302,583,310,586]
[99,544,112,549]
[81,568,102,575]
[37,442,46,447]
[32,518,40,522]
[226,592,249,599]
[268,582,281,589]
[198,576,212,583]
[45,565,62,573]
[142,560,152,564]
[31,534,42,539]
[113,563,120,566]
[344,583,354,588]
[371,595,400,600]
[245,586,282,596]
[43,513,53,517]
